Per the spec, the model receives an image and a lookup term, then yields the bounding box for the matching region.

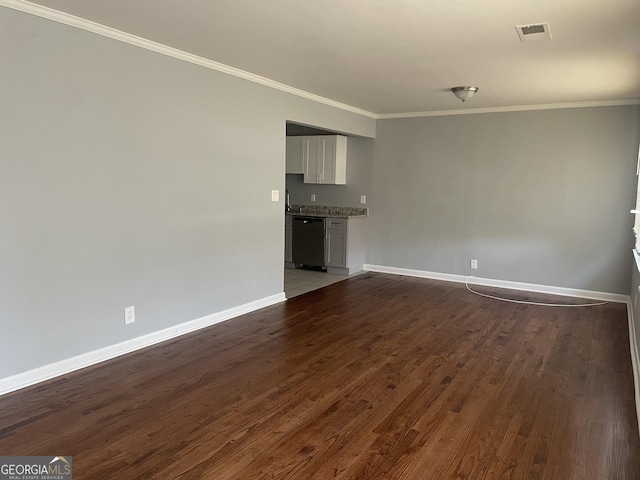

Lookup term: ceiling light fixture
[452,86,479,103]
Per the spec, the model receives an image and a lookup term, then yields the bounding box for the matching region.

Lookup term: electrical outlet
[124,306,135,325]
[271,190,279,202]
[360,195,367,204]
[470,259,478,269]
[311,194,316,202]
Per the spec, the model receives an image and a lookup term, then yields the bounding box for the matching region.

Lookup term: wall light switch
[360,195,367,204]
[271,190,279,202]
[311,194,316,202]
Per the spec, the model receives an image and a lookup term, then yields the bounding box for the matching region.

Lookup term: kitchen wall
[0,6,374,382]
[368,105,640,295]
[285,136,374,208]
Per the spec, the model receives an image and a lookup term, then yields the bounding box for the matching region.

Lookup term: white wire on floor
[465,276,608,308]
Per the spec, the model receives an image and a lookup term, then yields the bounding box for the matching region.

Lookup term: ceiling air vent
[515,22,552,43]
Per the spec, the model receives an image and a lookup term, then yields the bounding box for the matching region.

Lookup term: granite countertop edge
[286,205,368,218]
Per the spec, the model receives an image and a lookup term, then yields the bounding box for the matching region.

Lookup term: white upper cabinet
[285,135,347,183]
[302,135,347,185]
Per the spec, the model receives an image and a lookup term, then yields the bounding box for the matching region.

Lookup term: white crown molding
[0,292,286,396]
[363,264,630,304]
[376,99,640,119]
[0,0,377,119]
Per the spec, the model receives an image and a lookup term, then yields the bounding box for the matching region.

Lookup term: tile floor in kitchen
[284,267,359,298]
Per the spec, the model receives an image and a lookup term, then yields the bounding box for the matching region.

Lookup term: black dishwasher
[292,216,325,268]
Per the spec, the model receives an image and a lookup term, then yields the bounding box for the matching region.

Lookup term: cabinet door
[333,135,347,185]
[303,135,347,185]
[285,137,305,174]
[321,136,336,184]
[325,228,347,268]
[304,137,323,184]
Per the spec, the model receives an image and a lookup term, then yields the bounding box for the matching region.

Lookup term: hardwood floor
[0,273,639,479]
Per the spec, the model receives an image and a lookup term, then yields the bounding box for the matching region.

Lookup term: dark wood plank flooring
[0,273,639,479]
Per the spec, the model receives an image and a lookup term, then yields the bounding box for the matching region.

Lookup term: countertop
[286,205,368,218]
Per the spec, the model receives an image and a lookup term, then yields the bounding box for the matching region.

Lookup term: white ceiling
[13,0,640,115]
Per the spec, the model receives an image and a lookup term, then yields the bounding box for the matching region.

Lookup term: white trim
[0,293,286,396]
[3,1,639,120]
[0,0,376,119]
[363,264,630,304]
[376,99,640,119]
[627,299,640,437]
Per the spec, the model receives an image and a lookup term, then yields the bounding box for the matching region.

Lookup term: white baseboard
[0,293,286,397]
[628,300,640,436]
[363,264,630,304]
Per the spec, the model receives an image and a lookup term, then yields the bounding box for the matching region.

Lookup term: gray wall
[286,136,374,208]
[368,106,640,294]
[0,6,374,379]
